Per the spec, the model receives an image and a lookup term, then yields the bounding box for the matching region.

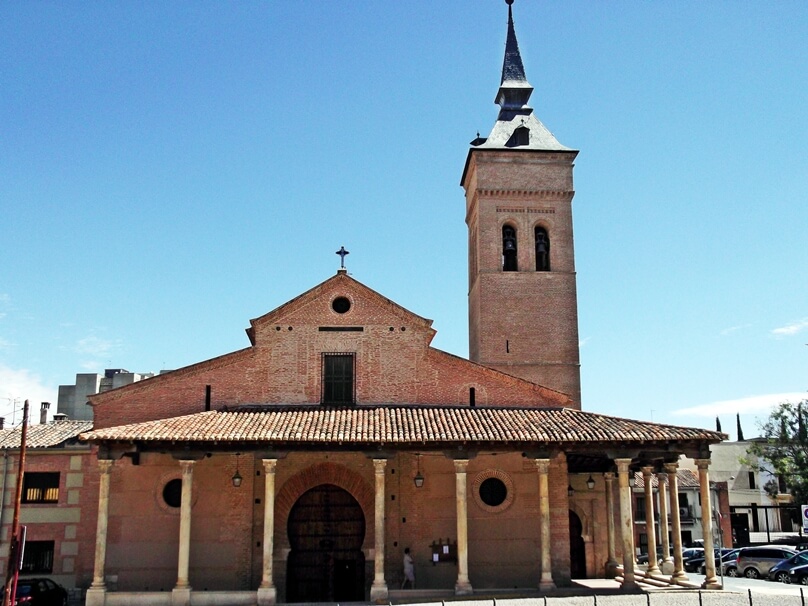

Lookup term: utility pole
[3,400,29,606]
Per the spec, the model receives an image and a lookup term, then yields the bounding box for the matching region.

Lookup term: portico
[81,406,722,605]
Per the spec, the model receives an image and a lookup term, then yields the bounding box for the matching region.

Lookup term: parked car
[788,563,808,585]
[690,548,739,575]
[736,546,798,579]
[768,551,808,583]
[0,578,68,606]
[680,547,704,562]
[723,551,741,577]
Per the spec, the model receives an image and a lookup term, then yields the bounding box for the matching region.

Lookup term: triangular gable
[247,270,434,346]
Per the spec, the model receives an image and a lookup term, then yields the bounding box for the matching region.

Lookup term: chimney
[40,401,51,424]
[0,418,4,430]
[52,413,68,422]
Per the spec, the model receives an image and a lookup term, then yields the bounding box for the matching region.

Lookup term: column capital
[453,459,469,473]
[664,461,679,474]
[533,458,550,474]
[262,458,278,474]
[657,471,669,486]
[179,459,196,474]
[98,459,114,474]
[373,458,388,474]
[603,471,615,481]
[641,465,654,477]
[694,458,711,470]
[614,458,632,473]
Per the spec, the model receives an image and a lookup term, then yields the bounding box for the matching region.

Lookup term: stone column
[534,459,556,590]
[657,471,673,574]
[86,459,114,606]
[172,460,195,606]
[258,459,278,606]
[696,459,721,589]
[603,472,619,578]
[454,459,473,595]
[665,461,688,582]
[615,458,636,590]
[642,466,660,575]
[370,459,389,602]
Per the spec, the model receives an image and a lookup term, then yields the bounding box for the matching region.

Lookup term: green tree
[748,400,808,506]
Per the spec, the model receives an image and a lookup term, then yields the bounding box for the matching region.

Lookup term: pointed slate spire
[736,413,745,441]
[495,0,534,115]
[716,416,722,433]
[465,0,573,154]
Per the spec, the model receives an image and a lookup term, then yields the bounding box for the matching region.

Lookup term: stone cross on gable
[335,246,349,269]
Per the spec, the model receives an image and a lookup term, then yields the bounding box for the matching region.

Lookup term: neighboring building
[0,402,95,594]
[682,442,798,546]
[58,369,154,421]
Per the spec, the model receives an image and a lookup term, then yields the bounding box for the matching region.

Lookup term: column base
[646,564,661,576]
[85,587,107,606]
[661,559,675,575]
[454,580,473,596]
[620,578,638,591]
[539,576,556,592]
[702,578,722,590]
[257,586,277,606]
[604,560,619,579]
[370,582,389,603]
[171,586,192,606]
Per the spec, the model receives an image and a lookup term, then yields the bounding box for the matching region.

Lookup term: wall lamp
[414,454,425,488]
[232,453,243,488]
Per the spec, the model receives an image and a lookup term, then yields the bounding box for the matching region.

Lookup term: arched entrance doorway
[569,510,586,579]
[286,484,366,602]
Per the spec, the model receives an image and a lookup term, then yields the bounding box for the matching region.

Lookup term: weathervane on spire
[335,246,349,269]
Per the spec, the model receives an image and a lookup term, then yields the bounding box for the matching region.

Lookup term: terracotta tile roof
[633,468,701,488]
[0,421,94,450]
[80,405,723,447]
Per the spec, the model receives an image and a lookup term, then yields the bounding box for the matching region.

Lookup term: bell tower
[461,0,581,407]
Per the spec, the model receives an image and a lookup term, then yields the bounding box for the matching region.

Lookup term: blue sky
[1,1,806,435]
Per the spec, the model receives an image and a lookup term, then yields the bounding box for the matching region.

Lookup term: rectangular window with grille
[21,540,54,573]
[22,472,60,504]
[635,495,646,522]
[322,353,355,404]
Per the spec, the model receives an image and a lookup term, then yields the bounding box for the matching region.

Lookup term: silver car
[736,546,798,579]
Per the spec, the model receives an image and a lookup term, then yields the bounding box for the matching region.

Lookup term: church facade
[80,4,724,606]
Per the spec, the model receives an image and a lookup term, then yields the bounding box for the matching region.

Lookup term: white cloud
[720,323,752,336]
[74,335,121,357]
[672,392,807,418]
[0,364,58,424]
[772,318,808,337]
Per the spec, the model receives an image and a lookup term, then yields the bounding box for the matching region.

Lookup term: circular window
[472,469,515,513]
[332,297,351,314]
[479,477,507,507]
[163,478,182,508]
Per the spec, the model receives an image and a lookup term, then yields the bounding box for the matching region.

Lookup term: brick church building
[80,4,724,605]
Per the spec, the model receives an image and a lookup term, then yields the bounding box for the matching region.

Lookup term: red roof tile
[0,421,94,449]
[80,405,723,447]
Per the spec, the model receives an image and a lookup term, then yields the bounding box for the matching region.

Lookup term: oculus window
[472,469,515,513]
[163,478,182,508]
